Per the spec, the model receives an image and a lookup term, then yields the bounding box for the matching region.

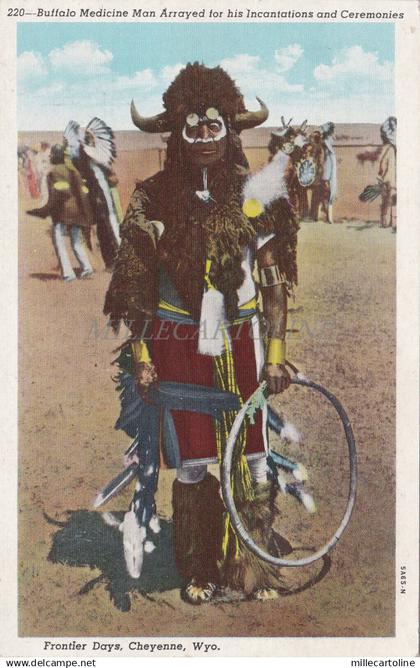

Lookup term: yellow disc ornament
[242,198,264,218]
[53,180,70,191]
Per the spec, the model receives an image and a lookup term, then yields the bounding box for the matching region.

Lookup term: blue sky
[17,22,394,129]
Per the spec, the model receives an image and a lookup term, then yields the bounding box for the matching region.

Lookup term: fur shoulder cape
[104,168,299,336]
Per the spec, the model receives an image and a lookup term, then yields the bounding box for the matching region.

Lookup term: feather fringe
[198,287,231,356]
[63,120,83,160]
[84,117,116,169]
[242,151,290,207]
[122,510,146,579]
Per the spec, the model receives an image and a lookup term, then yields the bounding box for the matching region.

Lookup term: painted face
[182,107,227,166]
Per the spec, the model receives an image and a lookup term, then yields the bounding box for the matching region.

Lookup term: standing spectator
[320,122,337,224]
[18,147,30,197]
[27,144,94,282]
[33,141,51,205]
[378,117,397,231]
[64,118,121,272]
[305,130,325,221]
[26,148,40,200]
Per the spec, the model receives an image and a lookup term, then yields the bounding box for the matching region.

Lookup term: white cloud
[219,53,304,96]
[34,82,66,96]
[17,51,47,80]
[114,69,157,91]
[219,53,261,73]
[49,40,113,76]
[160,63,184,85]
[17,46,393,129]
[274,44,304,72]
[314,45,393,83]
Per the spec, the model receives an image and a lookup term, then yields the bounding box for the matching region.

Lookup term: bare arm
[257,237,291,394]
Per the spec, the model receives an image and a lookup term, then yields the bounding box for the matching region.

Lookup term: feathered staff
[93,376,243,580]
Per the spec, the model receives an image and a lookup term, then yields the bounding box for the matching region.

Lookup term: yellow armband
[266,338,286,365]
[131,340,151,364]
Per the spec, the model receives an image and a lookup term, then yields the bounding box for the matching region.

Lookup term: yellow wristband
[267,338,286,365]
[131,340,151,364]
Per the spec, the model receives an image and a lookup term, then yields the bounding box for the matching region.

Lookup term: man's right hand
[135,362,158,398]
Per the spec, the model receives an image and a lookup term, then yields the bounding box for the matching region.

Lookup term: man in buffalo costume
[104,63,299,604]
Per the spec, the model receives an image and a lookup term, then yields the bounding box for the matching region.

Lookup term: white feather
[294,133,306,148]
[198,288,231,357]
[280,420,302,444]
[92,493,104,509]
[101,512,122,529]
[300,491,317,514]
[293,462,308,482]
[242,151,289,207]
[276,469,288,494]
[149,515,161,534]
[122,510,146,579]
[84,117,116,168]
[63,120,83,160]
[90,163,121,245]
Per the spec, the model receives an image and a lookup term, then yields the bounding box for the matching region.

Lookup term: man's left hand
[263,363,291,394]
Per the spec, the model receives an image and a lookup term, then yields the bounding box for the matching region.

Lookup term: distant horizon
[18,22,394,130]
[17,121,384,148]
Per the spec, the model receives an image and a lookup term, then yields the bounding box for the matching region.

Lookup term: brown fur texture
[220,482,285,595]
[103,187,159,335]
[163,62,242,125]
[104,169,298,331]
[104,63,299,334]
[172,473,225,585]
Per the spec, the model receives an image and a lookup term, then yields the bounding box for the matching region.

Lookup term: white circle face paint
[182,116,227,144]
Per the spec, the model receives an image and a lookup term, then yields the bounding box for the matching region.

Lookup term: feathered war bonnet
[380,116,397,147]
[320,121,335,138]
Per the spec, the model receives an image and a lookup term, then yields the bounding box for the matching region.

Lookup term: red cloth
[151,318,264,463]
[27,159,40,199]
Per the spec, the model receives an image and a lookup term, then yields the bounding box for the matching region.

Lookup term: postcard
[0,0,418,659]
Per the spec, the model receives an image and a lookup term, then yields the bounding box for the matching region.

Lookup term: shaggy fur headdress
[163,62,242,124]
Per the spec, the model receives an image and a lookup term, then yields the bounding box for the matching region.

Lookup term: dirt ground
[18,190,395,639]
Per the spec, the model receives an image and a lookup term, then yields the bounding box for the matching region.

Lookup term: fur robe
[104,160,298,335]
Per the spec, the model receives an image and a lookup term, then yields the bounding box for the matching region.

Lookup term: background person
[27,144,94,282]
